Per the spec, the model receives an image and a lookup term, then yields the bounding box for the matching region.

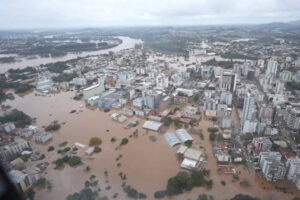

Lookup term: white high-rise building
[257,59,265,69]
[220,91,233,105]
[72,77,87,86]
[275,80,284,94]
[156,73,169,89]
[286,157,300,180]
[266,60,278,76]
[241,93,257,133]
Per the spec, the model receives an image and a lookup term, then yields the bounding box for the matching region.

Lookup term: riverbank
[0,36,142,73]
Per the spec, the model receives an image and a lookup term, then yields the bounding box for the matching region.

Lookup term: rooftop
[184,148,202,161]
[83,83,101,91]
[175,129,193,142]
[142,120,163,131]
[164,132,181,147]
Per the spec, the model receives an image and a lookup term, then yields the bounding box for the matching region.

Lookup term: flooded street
[3,92,300,200]
[5,91,180,200]
[0,36,143,73]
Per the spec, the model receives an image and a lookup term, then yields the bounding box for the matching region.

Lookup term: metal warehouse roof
[164,132,181,147]
[142,120,163,131]
[83,83,101,91]
[177,145,188,154]
[184,148,202,161]
[175,129,193,142]
[181,158,197,169]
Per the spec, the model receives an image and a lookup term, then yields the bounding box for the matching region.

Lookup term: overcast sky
[1,0,300,29]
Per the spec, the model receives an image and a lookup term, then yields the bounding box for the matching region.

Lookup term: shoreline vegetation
[202,58,241,69]
[0,109,32,128]
[154,170,212,198]
[0,38,122,59]
[0,56,17,63]
[0,67,37,99]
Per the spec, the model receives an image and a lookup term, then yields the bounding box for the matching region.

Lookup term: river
[0,36,142,73]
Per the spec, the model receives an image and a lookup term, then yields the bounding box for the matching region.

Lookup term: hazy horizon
[1,0,300,30]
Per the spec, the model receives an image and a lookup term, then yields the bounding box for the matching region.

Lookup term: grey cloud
[0,0,300,29]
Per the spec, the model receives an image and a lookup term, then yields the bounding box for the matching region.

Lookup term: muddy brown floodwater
[4,91,300,200]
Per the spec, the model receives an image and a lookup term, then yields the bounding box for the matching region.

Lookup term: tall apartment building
[0,138,31,161]
[252,137,273,151]
[266,60,278,76]
[284,106,300,130]
[259,152,286,181]
[219,72,237,92]
[143,90,163,109]
[241,93,257,133]
[286,157,300,180]
[72,77,87,86]
[220,91,233,105]
[156,73,169,89]
[9,170,32,192]
[258,104,274,122]
[280,70,293,82]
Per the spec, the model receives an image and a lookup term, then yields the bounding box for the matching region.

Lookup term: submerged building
[83,78,105,100]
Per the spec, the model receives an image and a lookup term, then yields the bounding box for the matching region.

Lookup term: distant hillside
[289,20,300,25]
[259,20,300,29]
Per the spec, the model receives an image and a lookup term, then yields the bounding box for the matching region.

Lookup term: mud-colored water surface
[4,91,300,200]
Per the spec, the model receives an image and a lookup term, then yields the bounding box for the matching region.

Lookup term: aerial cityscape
[1,1,300,200]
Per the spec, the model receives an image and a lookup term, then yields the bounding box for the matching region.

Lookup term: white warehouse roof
[175,129,193,142]
[181,158,197,169]
[142,120,163,131]
[184,148,202,161]
[83,83,100,91]
[177,145,188,154]
[164,132,181,147]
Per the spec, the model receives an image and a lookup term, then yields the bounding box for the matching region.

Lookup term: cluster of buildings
[1,29,300,195]
[164,129,193,147]
[0,123,51,193]
[177,145,205,170]
[258,151,300,189]
[0,123,53,162]
[33,43,299,190]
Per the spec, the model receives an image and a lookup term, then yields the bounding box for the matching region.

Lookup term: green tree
[207,127,218,133]
[48,146,55,151]
[0,89,6,103]
[54,158,64,168]
[184,140,193,148]
[94,146,102,153]
[123,185,138,198]
[221,180,226,186]
[162,117,172,126]
[205,179,213,188]
[120,138,129,146]
[0,109,32,128]
[191,170,205,186]
[154,190,166,199]
[198,194,208,200]
[68,156,81,166]
[231,194,260,200]
[209,132,217,141]
[45,122,61,132]
[85,166,90,172]
[89,137,102,146]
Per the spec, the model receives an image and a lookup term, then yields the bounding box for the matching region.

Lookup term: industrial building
[142,120,163,131]
[83,78,105,99]
[164,132,181,147]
